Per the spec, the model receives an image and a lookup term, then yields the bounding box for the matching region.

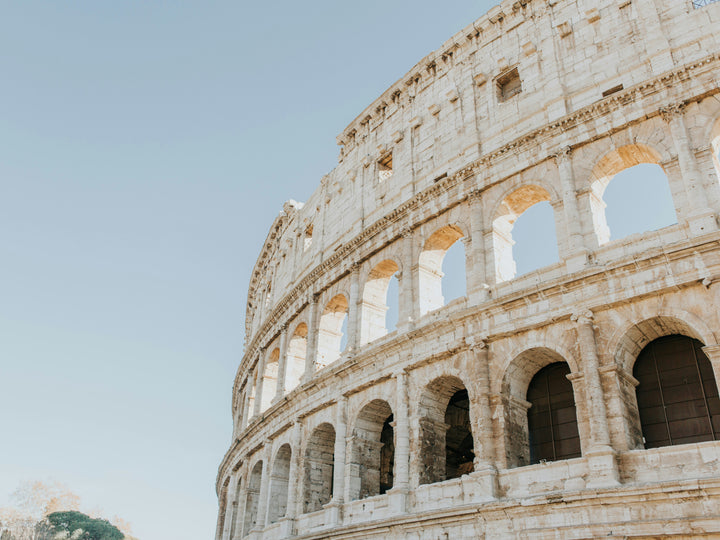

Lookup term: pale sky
[0,2,678,540]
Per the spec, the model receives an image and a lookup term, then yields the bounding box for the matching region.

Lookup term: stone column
[346,263,361,353]
[216,479,230,540]
[398,228,416,330]
[465,339,498,501]
[279,421,302,538]
[572,310,619,487]
[327,396,347,525]
[222,473,240,540]
[553,147,590,271]
[253,351,266,417]
[388,370,410,513]
[701,345,720,397]
[304,295,320,381]
[274,325,289,402]
[233,467,250,540]
[660,103,717,235]
[467,191,489,303]
[254,443,272,533]
[632,0,673,73]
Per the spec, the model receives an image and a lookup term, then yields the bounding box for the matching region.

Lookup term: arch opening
[261,348,279,411]
[589,145,677,245]
[527,362,581,464]
[634,335,720,449]
[302,423,335,514]
[418,225,465,315]
[493,185,557,283]
[243,461,263,537]
[316,294,348,369]
[268,444,292,524]
[349,399,394,500]
[418,376,474,485]
[285,323,307,393]
[360,260,400,345]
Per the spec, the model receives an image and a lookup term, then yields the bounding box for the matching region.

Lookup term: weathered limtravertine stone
[216,0,720,538]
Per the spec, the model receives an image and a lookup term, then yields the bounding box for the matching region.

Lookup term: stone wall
[216,0,720,538]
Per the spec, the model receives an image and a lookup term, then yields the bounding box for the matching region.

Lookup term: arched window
[243,461,263,536]
[268,444,291,524]
[349,399,394,500]
[418,225,466,315]
[360,260,400,345]
[634,335,720,448]
[285,323,307,393]
[418,376,474,485]
[261,349,279,411]
[316,294,348,369]
[589,144,677,245]
[303,424,335,513]
[493,185,558,283]
[527,362,581,464]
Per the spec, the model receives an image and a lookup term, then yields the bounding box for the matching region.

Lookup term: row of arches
[242,135,720,416]
[226,330,720,538]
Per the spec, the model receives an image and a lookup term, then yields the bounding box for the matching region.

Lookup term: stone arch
[500,346,580,468]
[261,348,280,411]
[587,143,677,245]
[303,422,335,514]
[349,398,394,500]
[417,375,474,485]
[268,444,292,524]
[316,294,348,369]
[633,335,719,449]
[491,184,558,283]
[243,460,263,536]
[610,312,716,374]
[216,476,230,540]
[418,224,466,315]
[360,259,400,344]
[285,322,308,392]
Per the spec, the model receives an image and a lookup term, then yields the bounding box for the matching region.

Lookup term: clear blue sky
[0,2,678,540]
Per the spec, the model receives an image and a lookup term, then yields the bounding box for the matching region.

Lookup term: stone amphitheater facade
[216,0,720,538]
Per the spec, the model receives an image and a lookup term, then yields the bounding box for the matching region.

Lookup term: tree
[44,511,123,540]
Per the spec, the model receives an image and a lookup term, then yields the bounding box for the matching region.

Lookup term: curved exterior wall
[217,0,720,538]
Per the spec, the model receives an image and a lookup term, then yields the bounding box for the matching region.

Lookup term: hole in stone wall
[441,240,466,304]
[361,260,400,344]
[350,399,394,501]
[303,423,335,514]
[378,153,393,182]
[497,68,522,102]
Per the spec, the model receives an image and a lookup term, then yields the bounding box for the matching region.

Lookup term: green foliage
[45,511,123,540]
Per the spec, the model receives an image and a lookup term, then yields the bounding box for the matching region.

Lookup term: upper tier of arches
[242,0,720,350]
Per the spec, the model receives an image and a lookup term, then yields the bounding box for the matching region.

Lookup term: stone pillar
[274,325,289,402]
[279,421,302,538]
[327,396,347,525]
[233,467,249,540]
[465,339,498,501]
[467,191,489,303]
[216,478,230,540]
[398,228,416,330]
[660,103,717,235]
[221,473,240,540]
[304,295,320,381]
[553,147,590,271]
[572,310,619,487]
[347,263,361,353]
[632,0,674,73]
[701,345,720,397]
[388,370,410,513]
[253,443,272,533]
[253,351,266,417]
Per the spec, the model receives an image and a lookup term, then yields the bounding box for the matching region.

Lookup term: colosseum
[216,0,720,538]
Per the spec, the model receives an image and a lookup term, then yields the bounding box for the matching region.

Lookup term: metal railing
[693,0,719,8]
